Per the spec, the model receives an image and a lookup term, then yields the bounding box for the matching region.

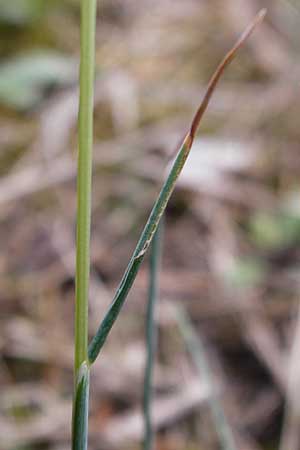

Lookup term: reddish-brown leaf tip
[189,8,266,142]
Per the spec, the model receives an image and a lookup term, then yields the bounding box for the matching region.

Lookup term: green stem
[75,0,97,376]
[73,1,97,449]
[143,221,163,450]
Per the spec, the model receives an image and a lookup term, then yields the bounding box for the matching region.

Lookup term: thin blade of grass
[72,363,90,450]
[175,305,237,450]
[88,9,266,365]
[143,221,163,450]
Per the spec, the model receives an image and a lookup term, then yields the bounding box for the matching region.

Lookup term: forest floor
[1,1,300,449]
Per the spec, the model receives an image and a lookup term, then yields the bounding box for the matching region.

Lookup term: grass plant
[143,222,163,450]
[72,0,96,449]
[142,223,236,450]
[72,4,266,449]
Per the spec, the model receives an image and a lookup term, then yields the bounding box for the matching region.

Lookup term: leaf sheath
[72,363,90,450]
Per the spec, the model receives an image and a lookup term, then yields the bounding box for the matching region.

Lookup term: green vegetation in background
[0,0,46,26]
[249,212,300,250]
[0,0,80,59]
[0,0,79,26]
[0,52,76,109]
[225,257,267,288]
[0,0,80,109]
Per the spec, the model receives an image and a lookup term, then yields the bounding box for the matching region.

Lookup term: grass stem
[143,221,163,450]
[72,1,97,449]
[75,0,97,377]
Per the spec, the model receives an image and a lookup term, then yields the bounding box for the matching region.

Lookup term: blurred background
[1,1,300,449]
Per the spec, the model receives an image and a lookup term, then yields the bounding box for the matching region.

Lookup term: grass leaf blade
[88,136,190,363]
[88,9,266,365]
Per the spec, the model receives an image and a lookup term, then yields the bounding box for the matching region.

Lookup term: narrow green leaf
[72,363,90,450]
[88,9,266,365]
[88,136,190,364]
